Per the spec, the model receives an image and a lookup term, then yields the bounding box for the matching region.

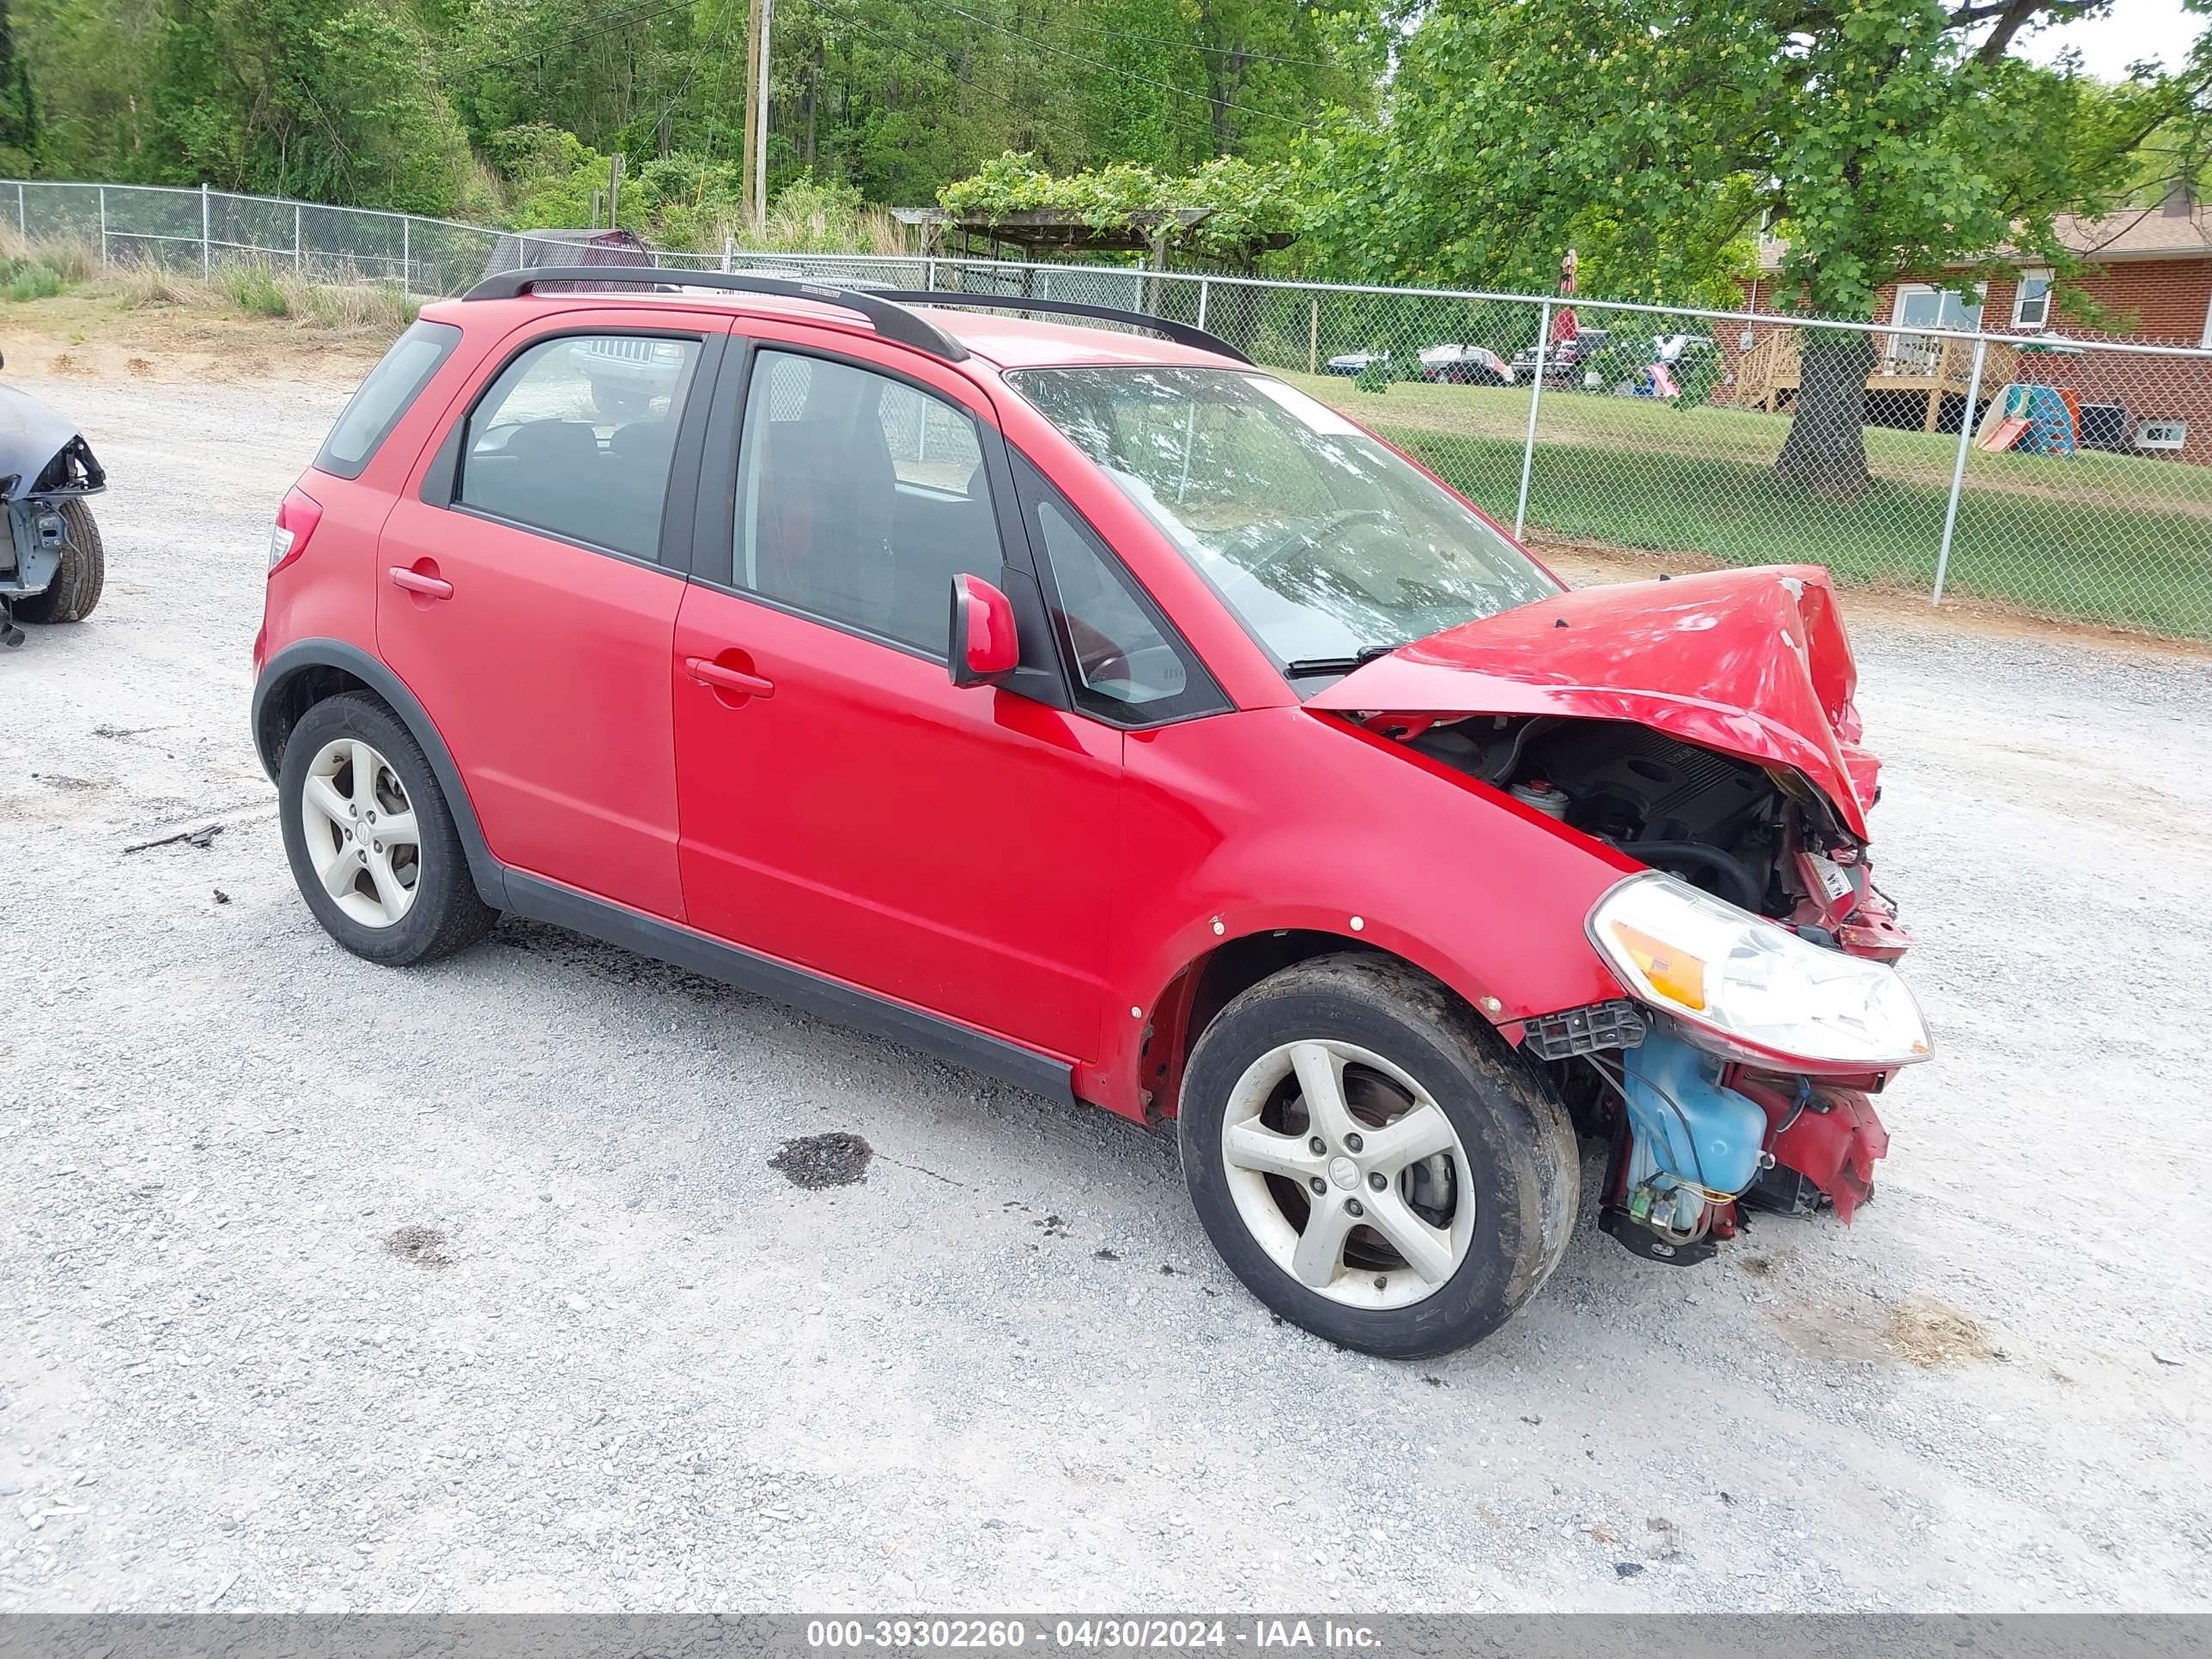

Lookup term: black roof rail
[459,266,969,362]
[867,290,1253,365]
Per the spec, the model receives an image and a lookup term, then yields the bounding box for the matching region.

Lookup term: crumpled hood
[0,383,87,499]
[1309,565,1880,838]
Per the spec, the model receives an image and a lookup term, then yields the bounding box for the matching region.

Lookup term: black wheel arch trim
[502,871,1077,1103]
[251,637,511,909]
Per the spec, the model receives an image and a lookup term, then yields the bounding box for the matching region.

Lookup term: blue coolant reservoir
[1620,1030,1769,1200]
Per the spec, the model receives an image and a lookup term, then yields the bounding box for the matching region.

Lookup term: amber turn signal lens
[1611,921,1707,1012]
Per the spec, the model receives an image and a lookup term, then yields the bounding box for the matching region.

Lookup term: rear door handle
[387,566,454,600]
[684,657,775,699]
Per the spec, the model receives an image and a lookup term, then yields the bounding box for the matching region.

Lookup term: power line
[810,0,1088,149]
[646,0,735,142]
[1054,14,1340,73]
[902,0,1310,131]
[456,0,696,78]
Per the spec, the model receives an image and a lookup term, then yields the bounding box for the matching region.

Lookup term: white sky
[2014,0,2197,79]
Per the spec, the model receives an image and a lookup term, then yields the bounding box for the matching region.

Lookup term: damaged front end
[1311,565,1931,1263]
[0,378,107,645]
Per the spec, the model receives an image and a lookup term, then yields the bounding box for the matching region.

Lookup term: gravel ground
[2,367,2209,1615]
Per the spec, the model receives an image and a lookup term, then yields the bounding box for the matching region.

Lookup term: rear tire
[278,692,495,966]
[1178,954,1578,1359]
[15,499,105,623]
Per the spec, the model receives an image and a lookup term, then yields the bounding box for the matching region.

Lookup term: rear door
[379,310,728,920]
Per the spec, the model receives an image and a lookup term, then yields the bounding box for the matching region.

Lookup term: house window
[1889,283,1985,369]
[2013,270,2052,331]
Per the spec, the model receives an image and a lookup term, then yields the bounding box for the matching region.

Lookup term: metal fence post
[294,202,302,273]
[1932,334,1989,608]
[402,216,411,292]
[925,255,938,289]
[97,185,108,269]
[721,234,732,273]
[199,183,210,277]
[1309,298,1318,374]
[1196,276,1210,333]
[15,181,23,238]
[1513,299,1553,541]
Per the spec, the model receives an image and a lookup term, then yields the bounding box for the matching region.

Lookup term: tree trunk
[1775,328,1877,497]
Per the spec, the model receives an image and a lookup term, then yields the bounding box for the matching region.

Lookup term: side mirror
[948,573,1019,688]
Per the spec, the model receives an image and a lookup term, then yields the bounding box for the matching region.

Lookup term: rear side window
[456,332,702,560]
[314,320,461,480]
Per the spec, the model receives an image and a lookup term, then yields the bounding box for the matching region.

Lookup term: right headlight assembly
[1588,872,1933,1072]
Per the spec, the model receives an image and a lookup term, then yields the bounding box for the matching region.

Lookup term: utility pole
[608,152,623,228]
[740,0,764,228]
[754,0,774,223]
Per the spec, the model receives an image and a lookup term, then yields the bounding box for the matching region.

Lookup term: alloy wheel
[1218,1039,1475,1310]
[299,738,421,929]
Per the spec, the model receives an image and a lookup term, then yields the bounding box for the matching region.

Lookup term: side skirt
[502,871,1079,1105]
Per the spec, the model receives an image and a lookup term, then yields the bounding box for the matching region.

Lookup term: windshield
[1005,367,1558,670]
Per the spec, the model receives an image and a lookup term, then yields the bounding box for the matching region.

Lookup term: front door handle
[387,566,454,600]
[684,657,775,699]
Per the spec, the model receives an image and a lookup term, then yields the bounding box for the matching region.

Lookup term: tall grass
[3,263,64,301]
[0,228,96,302]
[0,228,98,283]
[215,261,289,316]
[710,191,912,257]
[88,254,418,335]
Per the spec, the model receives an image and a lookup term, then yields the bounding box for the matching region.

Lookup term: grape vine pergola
[896,206,1297,272]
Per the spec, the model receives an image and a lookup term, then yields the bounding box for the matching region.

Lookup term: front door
[671,341,1121,1063]
[379,314,726,920]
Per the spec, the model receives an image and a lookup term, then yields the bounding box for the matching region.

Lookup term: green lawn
[1285,374,2212,639]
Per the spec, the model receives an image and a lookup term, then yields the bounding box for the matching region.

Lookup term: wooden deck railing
[1737,327,2019,428]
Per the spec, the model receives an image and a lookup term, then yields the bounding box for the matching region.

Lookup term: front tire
[1178,954,1578,1359]
[278,692,494,966]
[15,499,105,623]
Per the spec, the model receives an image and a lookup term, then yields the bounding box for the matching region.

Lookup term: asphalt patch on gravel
[383,1224,452,1267]
[769,1132,873,1188]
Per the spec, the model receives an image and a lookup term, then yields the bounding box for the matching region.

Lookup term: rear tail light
[269,486,324,575]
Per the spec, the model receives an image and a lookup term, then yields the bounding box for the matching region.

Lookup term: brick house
[1724,193,2212,460]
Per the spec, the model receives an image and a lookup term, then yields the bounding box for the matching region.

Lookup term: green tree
[11,0,1387,232]
[0,0,39,173]
[1305,0,2212,495]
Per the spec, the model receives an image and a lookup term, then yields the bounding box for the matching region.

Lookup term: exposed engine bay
[1401,713,1911,959]
[1370,708,1911,1266]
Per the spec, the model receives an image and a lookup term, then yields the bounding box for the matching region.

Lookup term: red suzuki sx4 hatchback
[252,270,1931,1358]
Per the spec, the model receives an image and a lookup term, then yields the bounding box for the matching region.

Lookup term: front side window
[456,332,701,559]
[731,349,1002,653]
[2014,270,2053,330]
[316,319,461,480]
[1006,367,1556,673]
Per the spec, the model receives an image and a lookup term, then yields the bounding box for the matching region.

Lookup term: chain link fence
[723,248,2212,642]
[6,180,2210,641]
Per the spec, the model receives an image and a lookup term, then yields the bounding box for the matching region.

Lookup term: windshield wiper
[1282,642,1403,678]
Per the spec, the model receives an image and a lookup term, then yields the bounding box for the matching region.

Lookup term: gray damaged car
[0,352,106,647]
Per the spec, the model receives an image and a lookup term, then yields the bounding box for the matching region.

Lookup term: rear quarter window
[313,320,463,480]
